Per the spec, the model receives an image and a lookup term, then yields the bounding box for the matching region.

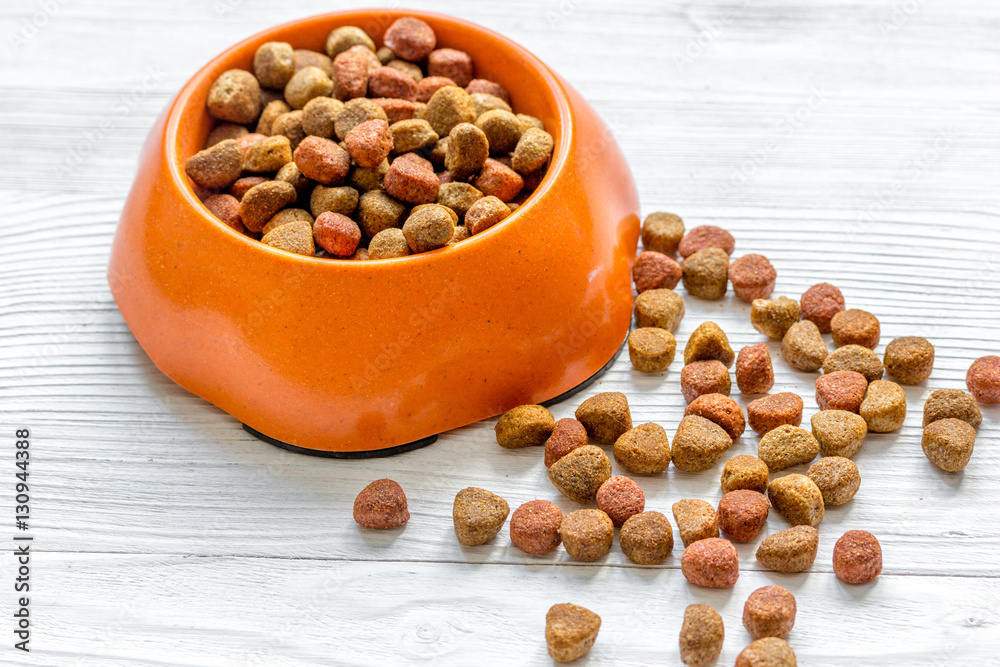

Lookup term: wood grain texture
[1,0,1000,664]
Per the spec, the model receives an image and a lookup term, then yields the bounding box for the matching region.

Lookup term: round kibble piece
[349,159,390,192]
[545,603,601,663]
[471,92,512,117]
[416,76,456,103]
[204,194,245,233]
[242,135,293,173]
[729,254,777,302]
[682,247,730,300]
[737,343,775,394]
[736,638,797,667]
[230,176,268,201]
[672,499,719,547]
[207,69,261,124]
[324,26,375,58]
[684,393,745,440]
[285,66,334,109]
[495,404,555,449]
[465,195,510,235]
[807,456,860,505]
[261,220,315,256]
[613,422,672,475]
[824,344,886,384]
[468,79,511,103]
[402,204,454,253]
[722,455,769,494]
[184,139,243,189]
[800,282,845,332]
[684,321,735,367]
[293,136,350,185]
[424,86,477,137]
[967,355,1000,403]
[475,109,522,154]
[293,49,334,76]
[680,361,731,404]
[511,127,555,175]
[833,530,882,584]
[634,288,685,331]
[815,370,869,412]
[923,389,982,427]
[743,586,796,640]
[831,309,880,349]
[811,410,867,458]
[559,509,614,561]
[678,225,735,258]
[633,251,682,293]
[452,487,509,546]
[747,393,803,435]
[344,119,393,168]
[368,228,411,259]
[718,490,769,542]
[313,185,360,219]
[679,604,724,667]
[595,476,645,526]
[353,189,400,236]
[510,500,563,555]
[641,212,684,254]
[206,123,248,147]
[383,17,436,62]
[257,98,290,136]
[860,380,907,432]
[384,156,439,205]
[335,98,389,140]
[262,208,313,236]
[575,392,631,444]
[313,212,361,257]
[271,110,307,149]
[445,123,489,178]
[768,474,824,527]
[253,41,295,89]
[628,327,677,373]
[758,425,819,471]
[544,418,589,467]
[620,512,674,565]
[922,418,976,472]
[756,525,819,573]
[436,181,481,216]
[368,66,418,101]
[781,320,828,371]
[681,538,739,588]
[672,415,732,472]
[884,336,934,384]
[549,445,612,503]
[751,297,800,340]
[240,180,297,233]
[391,119,439,153]
[353,479,409,529]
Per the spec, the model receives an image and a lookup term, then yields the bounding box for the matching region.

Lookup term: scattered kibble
[743,585,796,640]
[815,370,869,412]
[672,415,732,472]
[810,410,868,458]
[510,500,563,555]
[628,327,677,373]
[729,254,777,302]
[800,282,844,332]
[595,475,645,526]
[684,321,735,367]
[831,309,881,349]
[755,525,818,573]
[682,247,730,300]
[736,638,797,667]
[721,455,769,494]
[620,511,674,565]
[633,250,683,293]
[672,499,720,547]
[641,212,685,254]
[781,320,828,371]
[833,530,882,584]
[806,456,860,505]
[680,360,732,403]
[681,537,740,588]
[758,425,820,471]
[495,404,555,449]
[966,355,1000,403]
[922,418,976,472]
[613,422,672,474]
[767,474,824,527]
[633,288,686,331]
[747,392,804,435]
[575,392,632,444]
[750,296,800,340]
[559,509,614,561]
[736,343,775,394]
[353,478,409,529]
[922,389,982,428]
[452,487,510,546]
[544,418,589,467]
[548,445,612,503]
[684,393,745,441]
[883,336,934,384]
[718,490,770,542]
[679,604,724,666]
[678,225,735,258]
[545,603,601,663]
[859,380,907,432]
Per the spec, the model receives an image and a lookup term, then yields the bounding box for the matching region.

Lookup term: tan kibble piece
[558,509,614,560]
[549,446,612,503]
[722,455,769,494]
[512,127,554,175]
[472,92,512,117]
[335,98,389,140]
[242,135,292,172]
[475,109,522,154]
[743,586,796,640]
[437,182,482,217]
[207,69,261,124]
[253,41,295,89]
[356,190,404,236]
[257,99,292,135]
[206,123,248,147]
[324,26,375,58]
[301,97,344,138]
[261,208,313,236]
[672,499,720,547]
[447,225,470,244]
[768,474,824,527]
[271,110,307,149]
[747,392,803,435]
[349,159,389,191]
[807,456,860,505]
[815,370,869,412]
[736,638,797,667]
[368,228,411,259]
[293,49,334,76]
[684,321,735,367]
[642,212,685,255]
[545,603,601,662]
[613,423,672,474]
[261,220,315,256]
[680,360,731,403]
[387,59,422,81]
[679,604,724,666]
[781,320,828,371]
[575,392,631,444]
[811,410,867,458]
[737,343,775,394]
[755,525,819,573]
[758,425,820,471]
[860,380,907,432]
[620,511,674,565]
[423,86,477,137]
[922,418,976,472]
[685,393,745,440]
[311,185,359,218]
[751,297,800,339]
[682,247,729,300]
[465,195,509,235]
[884,336,935,384]
[831,309,880,349]
[184,139,242,189]
[452,487,510,546]
[239,180,297,232]
[545,418,589,467]
[494,404,555,448]
[628,328,676,372]
[633,288,685,331]
[284,65,334,109]
[923,389,982,428]
[672,415,732,472]
[402,204,454,253]
[390,119,439,153]
[445,123,489,178]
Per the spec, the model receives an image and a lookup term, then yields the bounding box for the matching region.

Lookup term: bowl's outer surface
[109,9,640,453]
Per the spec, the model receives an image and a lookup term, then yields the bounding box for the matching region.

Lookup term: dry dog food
[750,296,800,339]
[883,336,934,384]
[368,227,411,258]
[628,328,677,373]
[681,537,740,588]
[967,355,1000,403]
[831,309,880,349]
[558,509,614,561]
[922,389,982,428]
[922,418,976,472]
[634,288,686,331]
[544,418,589,467]
[452,487,510,546]
[755,525,818,573]
[595,476,645,526]
[494,404,555,448]
[718,490,770,542]
[682,248,730,299]
[767,474,824,527]
[575,392,632,444]
[743,586,796,640]
[721,455,769,494]
[833,530,882,584]
[684,322,735,367]
[353,478,409,528]
[822,343,885,381]
[679,604,724,667]
[747,392,804,435]
[678,225,735,258]
[684,393,746,440]
[815,370,869,412]
[729,254,777,302]
[781,320,828,371]
[758,425,820,471]
[641,212,685,255]
[736,638,797,667]
[545,603,601,663]
[620,511,674,565]
[806,456,860,505]
[548,445,612,503]
[633,251,683,293]
[736,343,775,394]
[510,500,563,555]
[860,380,907,432]
[800,282,844,332]
[672,415,732,472]
[613,423,672,474]
[680,360,732,403]
[261,220,315,256]
[672,499,720,547]
[810,410,868,458]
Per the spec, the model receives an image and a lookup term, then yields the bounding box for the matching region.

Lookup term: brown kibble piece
[966,355,1000,403]
[239,180,297,232]
[313,212,361,257]
[391,119,439,153]
[353,478,408,528]
[807,456,860,505]
[253,41,295,89]
[427,48,474,87]
[465,195,510,235]
[884,336,934,384]
[207,69,261,124]
[736,638,797,667]
[229,176,268,201]
[781,320,828,371]
[324,26,375,58]
[800,282,845,332]
[641,212,685,255]
[544,418,589,467]
[271,110,307,149]
[261,208,313,236]
[472,159,524,202]
[684,321,735,367]
[722,455,770,494]
[549,446,612,503]
[755,525,819,573]
[510,500,563,555]
[680,361,731,404]
[558,509,614,561]
[613,423,672,475]
[403,204,454,253]
[511,127,554,175]
[595,475,645,526]
[368,228,412,259]
[331,45,378,101]
[758,425,819,471]
[682,248,730,300]
[349,159,389,192]
[681,538,739,588]
[203,194,245,233]
[633,288,685,331]
[627,328,677,373]
[751,297,800,340]
[923,389,982,428]
[475,109,522,154]
[367,66,417,101]
[261,220,315,256]
[242,135,292,173]
[452,487,510,546]
[437,182,482,216]
[495,404,555,449]
[767,474,824,527]
[729,254,777,302]
[293,136,350,185]
[371,97,419,124]
[424,86,477,137]
[471,92,512,117]
[922,418,976,472]
[384,156,439,205]
[293,49,334,76]
[468,79,511,104]
[672,415,732,472]
[679,604,724,666]
[575,392,631,444]
[743,586,796,640]
[678,225,735,258]
[811,410,867,458]
[736,343,775,394]
[672,499,720,547]
[831,309,880,349]
[383,17,436,62]
[206,123,248,147]
[415,76,457,103]
[833,530,882,584]
[860,380,907,432]
[285,65,334,109]
[334,98,389,140]
[312,185,359,219]
[685,393,745,440]
[445,122,489,178]
[747,393,803,435]
[620,512,674,565]
[184,139,242,189]
[718,490,769,542]
[357,189,405,237]
[344,119,393,168]
[275,161,311,194]
[815,370,869,412]
[545,603,601,663]
[633,251,682,293]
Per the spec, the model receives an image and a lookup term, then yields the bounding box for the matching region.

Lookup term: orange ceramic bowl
[109,9,639,456]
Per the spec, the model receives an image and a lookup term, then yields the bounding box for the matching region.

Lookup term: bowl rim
[164,8,573,268]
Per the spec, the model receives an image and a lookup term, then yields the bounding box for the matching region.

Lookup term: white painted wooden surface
[2,0,1000,664]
